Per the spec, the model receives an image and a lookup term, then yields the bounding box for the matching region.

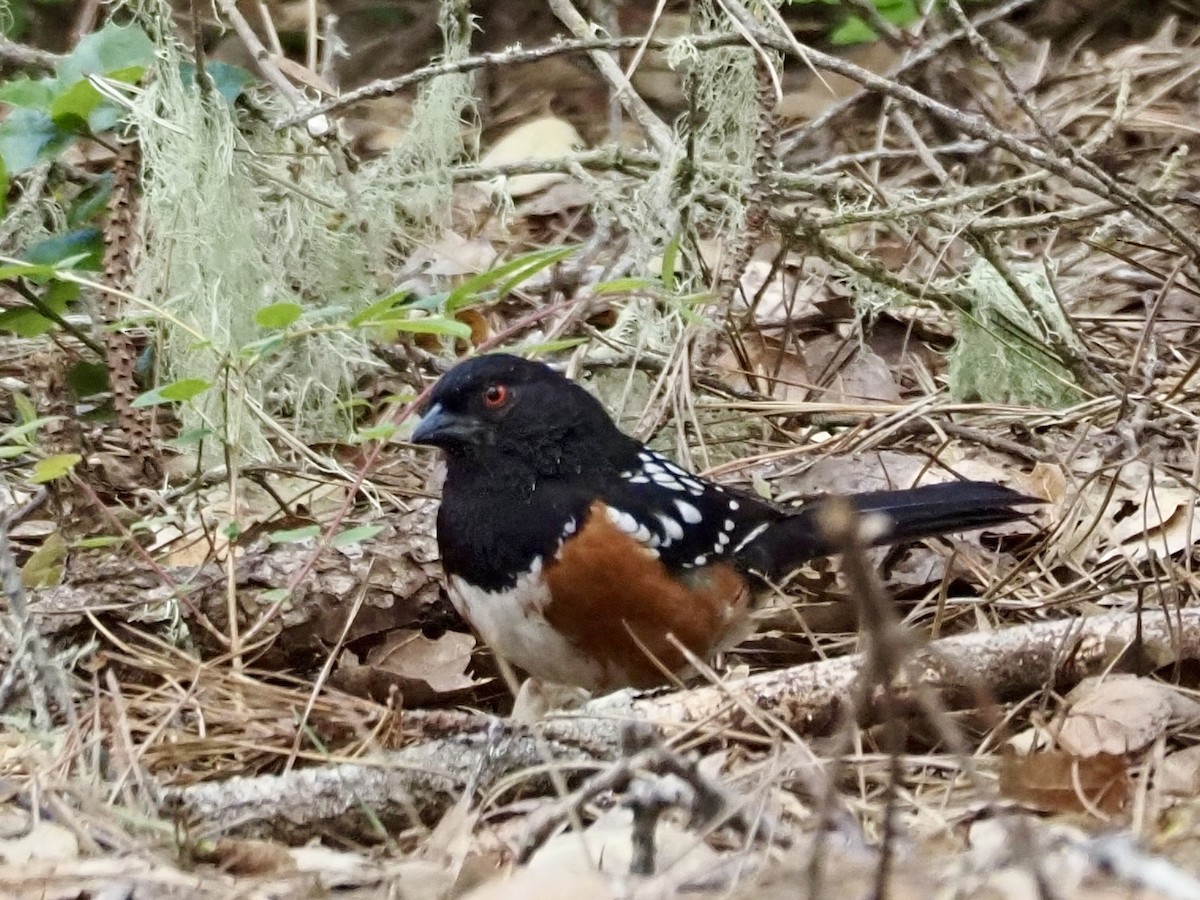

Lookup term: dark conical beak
[411,402,486,447]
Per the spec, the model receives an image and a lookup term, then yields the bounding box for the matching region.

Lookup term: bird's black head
[412,354,636,477]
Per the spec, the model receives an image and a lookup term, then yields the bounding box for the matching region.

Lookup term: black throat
[435,429,640,592]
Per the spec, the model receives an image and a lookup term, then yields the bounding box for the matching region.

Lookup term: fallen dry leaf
[732,256,828,328]
[1158,744,1200,797]
[368,629,478,692]
[479,116,583,197]
[334,629,484,705]
[714,333,810,403]
[1100,485,1200,564]
[0,813,78,864]
[209,838,296,876]
[406,231,499,277]
[1053,675,1176,757]
[1000,749,1131,817]
[526,806,721,879]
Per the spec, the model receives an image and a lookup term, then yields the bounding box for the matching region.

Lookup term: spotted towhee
[413,354,1036,692]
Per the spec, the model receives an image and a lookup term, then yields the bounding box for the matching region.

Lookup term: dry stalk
[162,608,1200,838]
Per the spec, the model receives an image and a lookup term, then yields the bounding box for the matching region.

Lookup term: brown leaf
[0,815,78,864]
[368,630,477,690]
[333,629,485,705]
[1100,485,1200,564]
[1158,745,1200,797]
[732,257,828,328]
[479,116,583,197]
[1053,675,1174,757]
[1000,749,1131,817]
[209,838,296,876]
[715,333,810,403]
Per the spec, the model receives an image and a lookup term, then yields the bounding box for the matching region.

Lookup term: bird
[412,353,1037,693]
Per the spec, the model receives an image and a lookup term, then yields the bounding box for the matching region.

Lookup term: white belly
[448,569,609,689]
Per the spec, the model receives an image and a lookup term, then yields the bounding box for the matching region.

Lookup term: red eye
[483,384,509,408]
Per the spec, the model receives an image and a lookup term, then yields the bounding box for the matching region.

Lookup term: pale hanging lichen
[126,0,474,461]
[946,258,1085,408]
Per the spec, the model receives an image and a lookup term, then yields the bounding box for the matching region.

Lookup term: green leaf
[352,423,397,443]
[68,175,113,226]
[67,360,110,397]
[0,280,76,336]
[445,246,576,313]
[0,76,57,110]
[0,107,72,173]
[351,293,472,338]
[592,277,659,295]
[179,61,256,104]
[880,0,922,25]
[11,393,37,425]
[0,261,57,281]
[378,316,472,339]
[0,306,52,337]
[347,291,412,327]
[659,234,682,291]
[132,378,212,407]
[255,302,303,330]
[158,378,212,401]
[169,427,215,448]
[31,453,81,483]
[394,292,445,313]
[0,154,6,219]
[56,23,155,85]
[268,525,321,544]
[830,15,877,45]
[0,415,56,446]
[86,72,144,132]
[510,336,588,355]
[332,524,383,547]
[2,0,29,36]
[76,535,125,549]
[49,79,103,132]
[24,227,103,268]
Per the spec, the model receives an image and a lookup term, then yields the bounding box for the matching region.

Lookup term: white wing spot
[652,472,686,491]
[729,500,740,511]
[632,523,653,544]
[605,506,640,535]
[717,532,730,546]
[674,499,703,524]
[693,555,708,566]
[627,474,650,484]
[723,519,734,531]
[657,514,684,543]
[732,521,770,554]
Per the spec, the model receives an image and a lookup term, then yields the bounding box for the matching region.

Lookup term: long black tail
[740,481,1038,580]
